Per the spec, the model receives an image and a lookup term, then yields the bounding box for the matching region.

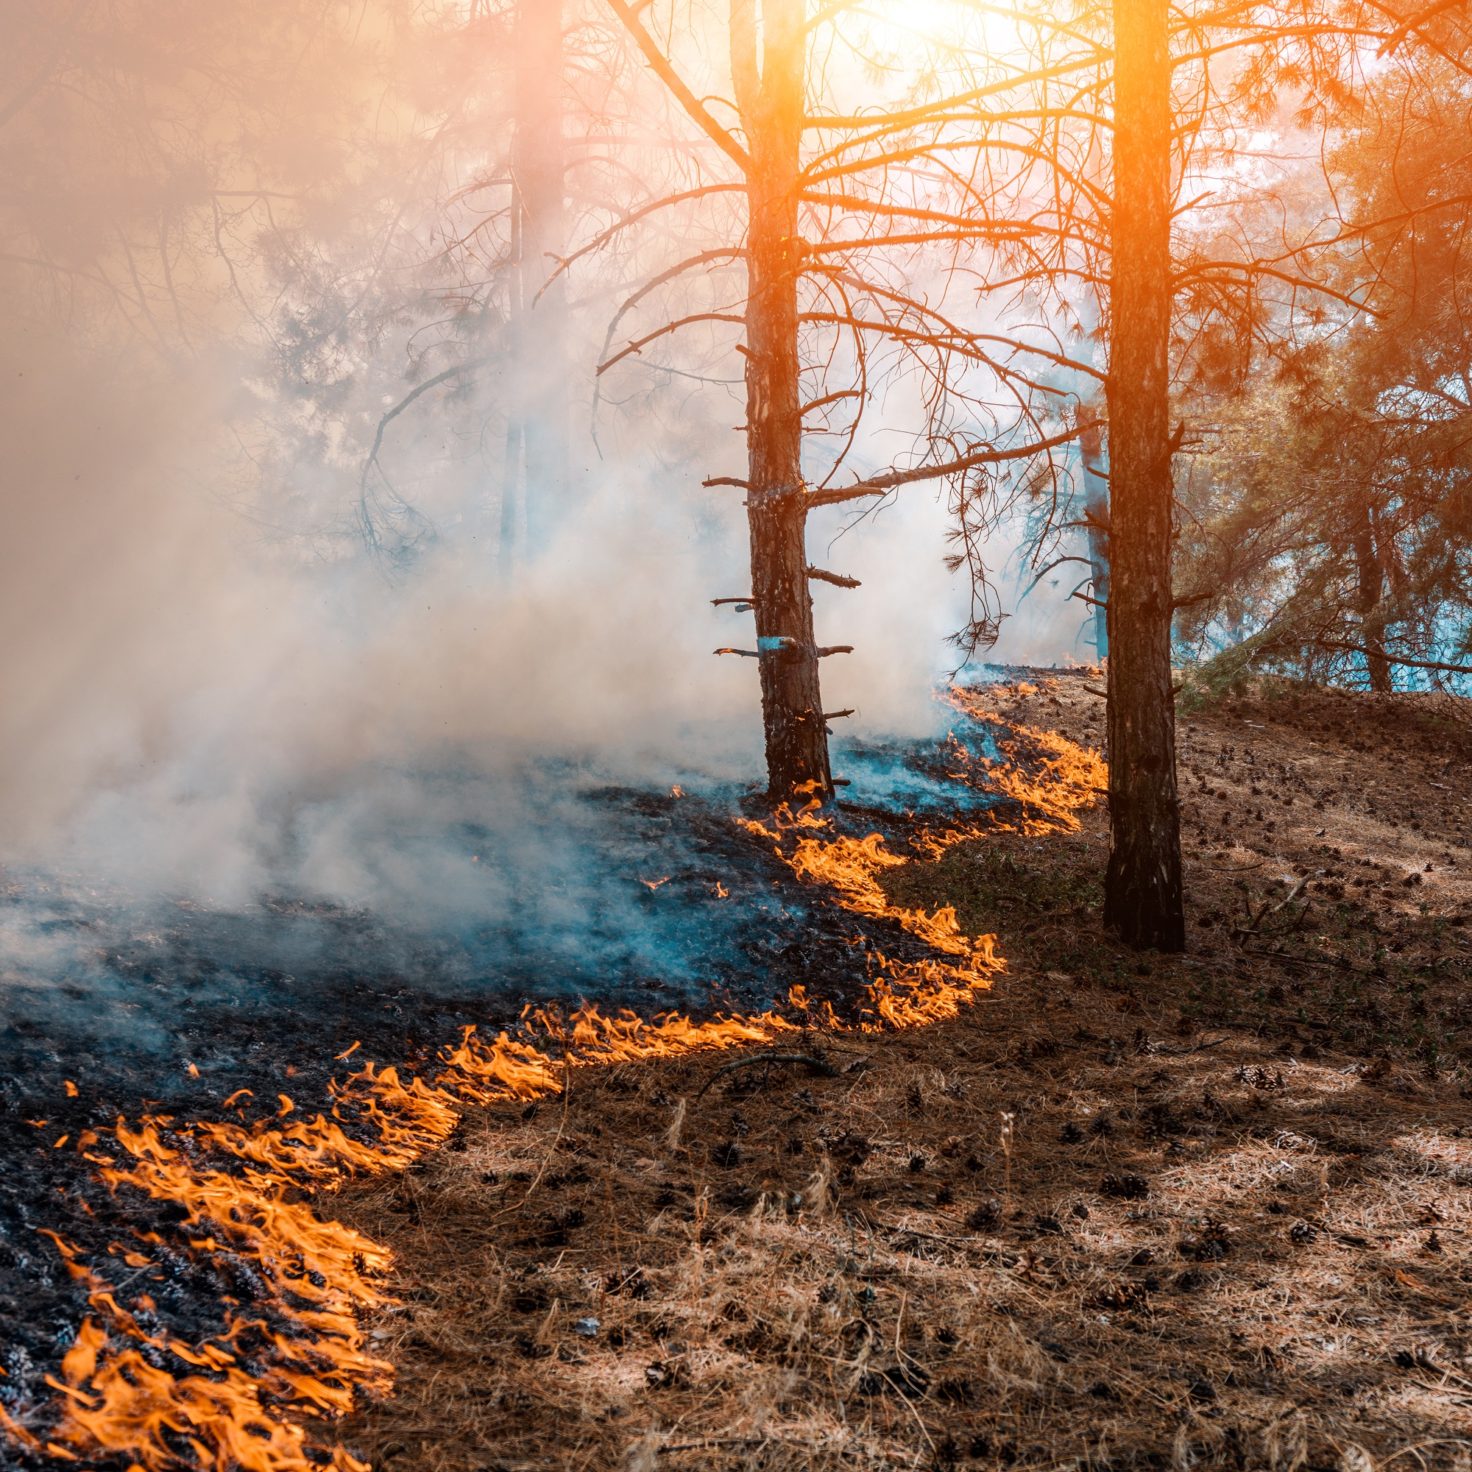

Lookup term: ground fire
[1,700,1100,1471]
[4,0,1471,1467]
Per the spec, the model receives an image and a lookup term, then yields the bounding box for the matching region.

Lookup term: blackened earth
[0,733,1007,1465]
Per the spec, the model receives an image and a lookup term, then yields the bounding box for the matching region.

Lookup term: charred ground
[0,728,1004,1467]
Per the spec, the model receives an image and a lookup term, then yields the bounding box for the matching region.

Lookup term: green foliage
[1173,52,1472,694]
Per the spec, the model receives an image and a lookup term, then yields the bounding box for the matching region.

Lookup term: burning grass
[1,697,1100,1472]
[10,676,1466,1471]
[328,675,1471,1472]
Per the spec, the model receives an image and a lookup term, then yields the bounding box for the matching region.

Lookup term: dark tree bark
[732,0,833,801]
[605,0,1096,805]
[1103,0,1185,950]
[1352,504,1392,693]
[504,0,570,567]
[1078,412,1111,659]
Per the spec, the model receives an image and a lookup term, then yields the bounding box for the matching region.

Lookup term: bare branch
[805,423,1091,509]
[603,0,752,173]
[598,312,747,375]
[807,566,861,588]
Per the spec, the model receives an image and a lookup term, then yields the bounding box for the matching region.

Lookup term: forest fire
[4,0,1469,1462]
[0,699,1101,1472]
[946,687,1110,834]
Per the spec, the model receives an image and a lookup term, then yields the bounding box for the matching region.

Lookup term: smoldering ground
[0,83,1089,1472]
[0,327,1029,1094]
[0,332,1019,1435]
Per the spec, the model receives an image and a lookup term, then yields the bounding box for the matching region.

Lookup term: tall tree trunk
[1103,0,1185,950]
[1352,504,1392,693]
[506,0,569,565]
[732,0,832,801]
[1078,412,1111,659]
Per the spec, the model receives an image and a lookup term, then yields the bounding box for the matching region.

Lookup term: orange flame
[945,685,1107,833]
[4,690,1100,1472]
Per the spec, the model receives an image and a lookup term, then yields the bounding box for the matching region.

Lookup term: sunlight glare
[858,0,1030,72]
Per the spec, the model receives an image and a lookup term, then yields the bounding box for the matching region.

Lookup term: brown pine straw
[329,676,1471,1472]
[2,697,1096,1472]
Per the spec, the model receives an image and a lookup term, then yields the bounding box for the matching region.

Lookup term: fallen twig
[1152,1035,1233,1057]
[889,1225,1019,1265]
[659,1437,791,1456]
[694,1051,839,1100]
[1241,946,1368,975]
[1235,876,1309,937]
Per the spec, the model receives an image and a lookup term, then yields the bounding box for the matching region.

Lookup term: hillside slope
[333,676,1471,1472]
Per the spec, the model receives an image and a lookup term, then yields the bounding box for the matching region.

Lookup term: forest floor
[333,675,1472,1472]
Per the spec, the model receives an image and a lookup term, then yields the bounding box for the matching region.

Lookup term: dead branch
[658,1438,797,1457]
[544,183,746,292]
[598,312,746,375]
[1234,877,1310,939]
[804,422,1089,509]
[1313,640,1472,676]
[803,54,1111,135]
[801,388,862,415]
[603,0,751,173]
[807,566,861,588]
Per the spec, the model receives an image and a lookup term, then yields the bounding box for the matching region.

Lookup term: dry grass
[332,677,1472,1472]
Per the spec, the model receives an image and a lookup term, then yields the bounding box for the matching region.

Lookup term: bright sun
[856,0,1029,70]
